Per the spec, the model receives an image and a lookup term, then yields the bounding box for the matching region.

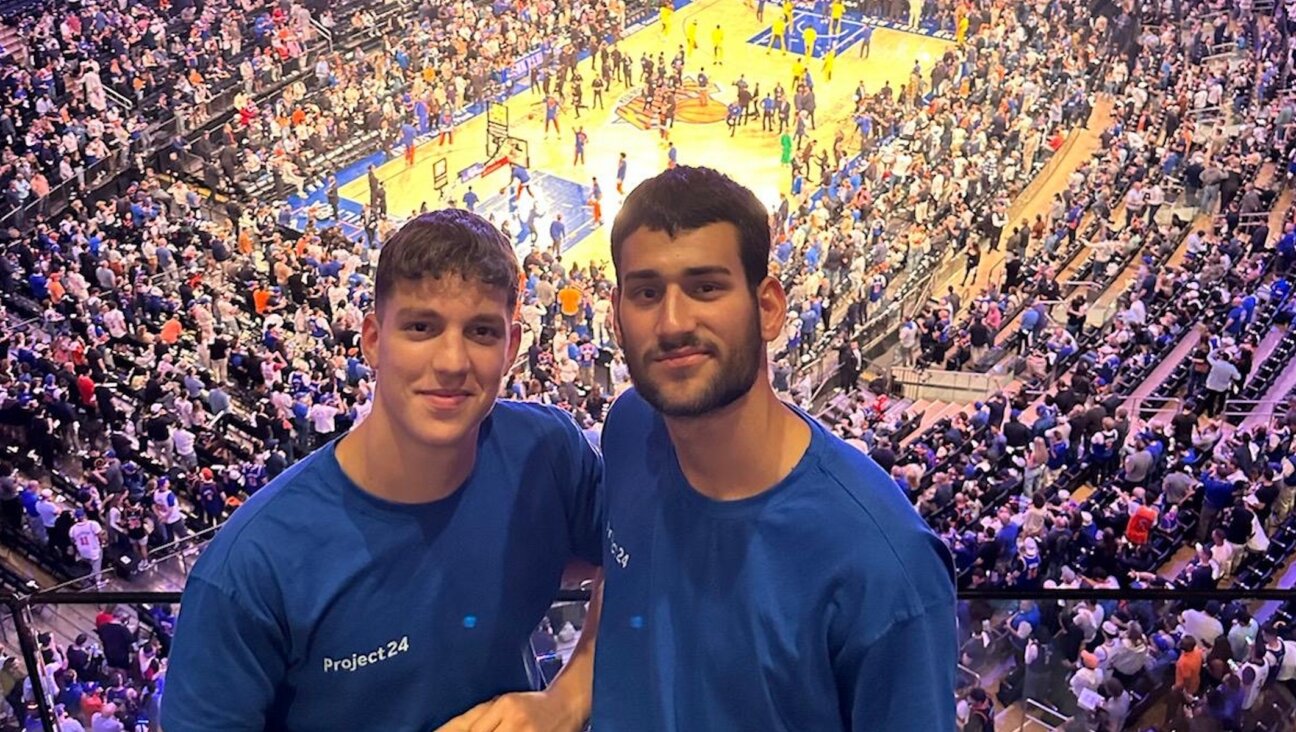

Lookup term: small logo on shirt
[607,526,631,569]
[322,636,410,673]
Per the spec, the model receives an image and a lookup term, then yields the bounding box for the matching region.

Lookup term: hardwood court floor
[353,0,951,267]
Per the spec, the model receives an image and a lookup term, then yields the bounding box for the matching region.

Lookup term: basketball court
[289,0,952,267]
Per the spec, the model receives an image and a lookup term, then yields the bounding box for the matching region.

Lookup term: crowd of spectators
[0,0,1295,728]
[823,0,1296,728]
[0,0,347,234]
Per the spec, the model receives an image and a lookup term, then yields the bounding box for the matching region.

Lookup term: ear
[359,311,381,372]
[755,276,787,343]
[506,320,523,370]
[611,286,624,346]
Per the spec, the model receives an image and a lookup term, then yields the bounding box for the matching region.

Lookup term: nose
[655,285,697,342]
[430,332,470,379]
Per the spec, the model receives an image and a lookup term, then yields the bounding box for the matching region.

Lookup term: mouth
[415,389,474,410]
[654,348,712,369]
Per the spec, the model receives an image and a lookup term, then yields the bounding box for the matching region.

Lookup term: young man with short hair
[163,210,603,731]
[594,166,956,730]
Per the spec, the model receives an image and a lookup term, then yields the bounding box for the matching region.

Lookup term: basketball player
[589,177,604,224]
[544,94,562,137]
[830,0,844,34]
[162,211,604,732]
[711,24,724,64]
[574,126,588,165]
[401,120,417,167]
[769,12,787,54]
[437,107,455,146]
[801,21,818,57]
[616,152,628,195]
[685,18,698,52]
[592,167,957,730]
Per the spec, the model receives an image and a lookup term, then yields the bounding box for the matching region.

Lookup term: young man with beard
[593,166,956,730]
[163,211,603,731]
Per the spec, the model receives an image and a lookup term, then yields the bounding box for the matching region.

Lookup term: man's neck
[336,412,477,504]
[664,383,811,502]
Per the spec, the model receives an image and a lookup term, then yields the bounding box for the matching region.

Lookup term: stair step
[936,401,966,422]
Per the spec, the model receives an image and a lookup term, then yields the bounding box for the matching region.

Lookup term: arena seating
[2,0,1296,728]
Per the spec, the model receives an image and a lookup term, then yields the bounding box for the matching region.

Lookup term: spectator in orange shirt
[253,285,272,315]
[160,316,183,344]
[557,282,582,327]
[47,272,65,304]
[1171,636,1204,720]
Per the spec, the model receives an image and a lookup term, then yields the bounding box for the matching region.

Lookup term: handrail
[1223,397,1295,407]
[957,663,982,689]
[21,523,222,599]
[310,16,334,51]
[1017,698,1069,732]
[101,84,133,110]
[0,583,1291,732]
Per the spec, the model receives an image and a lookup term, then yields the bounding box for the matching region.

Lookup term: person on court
[769,13,787,54]
[711,24,724,63]
[163,211,604,732]
[801,21,818,57]
[402,119,418,167]
[593,165,957,730]
[830,0,844,34]
[544,94,562,137]
[573,126,588,165]
[616,152,628,195]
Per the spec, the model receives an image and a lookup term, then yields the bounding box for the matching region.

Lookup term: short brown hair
[610,166,770,291]
[374,209,521,315]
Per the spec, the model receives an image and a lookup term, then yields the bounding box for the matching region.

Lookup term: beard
[623,313,764,418]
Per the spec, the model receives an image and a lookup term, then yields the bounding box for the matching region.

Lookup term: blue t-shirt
[592,390,957,731]
[162,402,603,731]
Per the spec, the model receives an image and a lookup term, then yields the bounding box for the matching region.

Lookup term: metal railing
[1016,698,1069,732]
[1221,396,1294,420]
[891,364,1015,401]
[310,17,334,51]
[101,85,133,110]
[0,585,1290,731]
[0,151,121,231]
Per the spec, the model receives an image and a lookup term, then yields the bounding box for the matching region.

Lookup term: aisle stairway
[0,21,22,65]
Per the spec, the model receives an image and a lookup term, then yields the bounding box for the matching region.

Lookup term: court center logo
[612,76,728,129]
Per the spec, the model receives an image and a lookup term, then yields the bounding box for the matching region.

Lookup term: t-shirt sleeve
[161,575,287,731]
[834,604,957,731]
[555,410,604,567]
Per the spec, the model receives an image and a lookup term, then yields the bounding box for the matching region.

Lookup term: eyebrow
[621,265,735,282]
[394,308,507,325]
[393,308,445,320]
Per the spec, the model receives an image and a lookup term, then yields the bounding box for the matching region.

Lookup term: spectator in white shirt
[1180,601,1226,648]
[172,426,198,471]
[69,510,106,587]
[152,483,187,544]
[308,398,340,445]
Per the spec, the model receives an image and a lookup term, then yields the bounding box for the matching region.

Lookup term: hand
[433,691,583,732]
